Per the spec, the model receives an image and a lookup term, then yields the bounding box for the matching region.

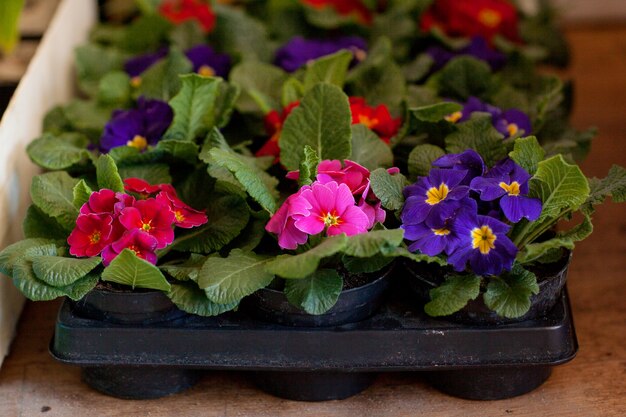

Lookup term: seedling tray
[50,288,578,401]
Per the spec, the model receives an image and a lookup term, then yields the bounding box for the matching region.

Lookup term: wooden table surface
[0,25,625,417]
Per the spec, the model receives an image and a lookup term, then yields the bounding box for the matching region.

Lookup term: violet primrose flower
[401,169,471,229]
[100,97,173,153]
[184,45,231,77]
[470,158,542,222]
[124,48,169,78]
[403,221,460,257]
[274,36,368,73]
[426,37,507,71]
[432,149,486,185]
[448,212,518,276]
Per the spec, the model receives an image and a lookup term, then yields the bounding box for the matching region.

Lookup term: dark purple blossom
[448,212,518,276]
[432,149,486,185]
[124,48,168,78]
[427,37,507,71]
[403,221,461,256]
[184,45,231,77]
[274,36,368,73]
[100,97,173,153]
[401,169,472,229]
[446,96,532,139]
[470,158,542,223]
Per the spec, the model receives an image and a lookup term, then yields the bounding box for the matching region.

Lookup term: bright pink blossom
[294,181,369,237]
[156,185,208,228]
[68,213,115,257]
[124,178,161,197]
[80,189,134,216]
[265,189,312,250]
[101,229,159,266]
[119,199,176,249]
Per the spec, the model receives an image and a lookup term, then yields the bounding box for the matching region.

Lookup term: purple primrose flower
[100,97,173,153]
[470,158,542,223]
[401,169,472,229]
[427,37,507,72]
[448,212,518,276]
[124,48,169,78]
[403,221,461,256]
[274,36,368,73]
[432,149,486,185]
[184,45,231,77]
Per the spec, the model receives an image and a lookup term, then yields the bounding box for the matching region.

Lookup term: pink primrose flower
[68,213,115,258]
[156,185,208,228]
[119,198,176,249]
[101,229,159,266]
[265,189,312,250]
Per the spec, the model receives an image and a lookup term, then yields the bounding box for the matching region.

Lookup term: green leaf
[0,239,56,276]
[433,56,493,100]
[284,269,343,315]
[170,194,250,253]
[387,246,449,267]
[30,172,80,231]
[167,281,238,316]
[210,5,271,62]
[445,113,507,167]
[102,249,171,291]
[266,235,349,279]
[119,14,171,53]
[424,275,481,317]
[584,165,626,208]
[530,155,590,222]
[26,133,91,170]
[483,264,539,319]
[509,136,545,175]
[169,20,205,50]
[75,44,125,96]
[73,180,93,209]
[156,140,199,163]
[97,71,132,107]
[198,249,274,304]
[411,102,462,122]
[135,49,193,101]
[61,272,100,301]
[95,155,124,192]
[214,81,241,128]
[222,210,269,253]
[342,255,393,274]
[160,254,206,282]
[209,147,279,213]
[229,61,287,113]
[164,74,222,142]
[62,100,113,141]
[369,168,409,211]
[282,77,305,107]
[12,260,67,301]
[343,229,404,257]
[280,83,352,171]
[303,50,353,91]
[298,145,320,186]
[118,164,172,185]
[407,144,445,179]
[22,206,68,241]
[349,124,393,171]
[32,256,101,287]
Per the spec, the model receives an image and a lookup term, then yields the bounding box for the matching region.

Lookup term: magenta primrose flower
[265,191,312,250]
[102,228,159,266]
[119,198,176,249]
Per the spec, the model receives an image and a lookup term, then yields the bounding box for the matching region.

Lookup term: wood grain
[0,26,625,417]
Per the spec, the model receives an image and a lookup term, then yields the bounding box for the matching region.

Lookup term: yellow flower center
[321,211,342,227]
[358,114,379,129]
[507,123,519,137]
[175,210,186,222]
[432,228,451,236]
[89,231,101,244]
[444,111,463,123]
[425,183,449,205]
[471,225,497,255]
[130,76,142,88]
[127,135,148,151]
[478,8,502,28]
[198,65,215,77]
[499,181,520,196]
[141,221,152,232]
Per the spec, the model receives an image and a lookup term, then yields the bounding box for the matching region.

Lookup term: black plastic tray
[50,288,578,401]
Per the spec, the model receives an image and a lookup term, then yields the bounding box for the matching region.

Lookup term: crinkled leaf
[342,255,393,274]
[210,5,271,62]
[118,163,172,185]
[199,249,274,304]
[349,124,393,171]
[343,229,404,258]
[584,165,626,209]
[214,81,241,128]
[209,147,278,213]
[32,256,101,287]
[119,14,171,53]
[279,83,352,171]
[303,50,352,92]
[160,254,206,282]
[509,136,545,175]
[266,235,349,279]
[0,239,56,276]
[411,102,462,122]
[12,259,67,301]
[62,100,112,141]
[97,71,132,107]
[170,194,250,253]
[102,249,171,291]
[284,269,342,315]
[75,44,125,96]
[298,145,320,186]
[164,74,222,142]
[369,168,409,211]
[282,77,305,107]
[408,144,445,179]
[96,154,124,192]
[229,61,287,113]
[73,180,93,209]
[30,172,80,231]
[445,113,507,167]
[156,140,199,163]
[135,48,193,101]
[167,281,238,316]
[483,264,539,319]
[61,272,100,301]
[424,275,481,317]
[22,206,68,241]
[26,133,91,170]
[432,56,493,100]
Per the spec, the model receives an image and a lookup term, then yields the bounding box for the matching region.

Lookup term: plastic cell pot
[402,251,572,325]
